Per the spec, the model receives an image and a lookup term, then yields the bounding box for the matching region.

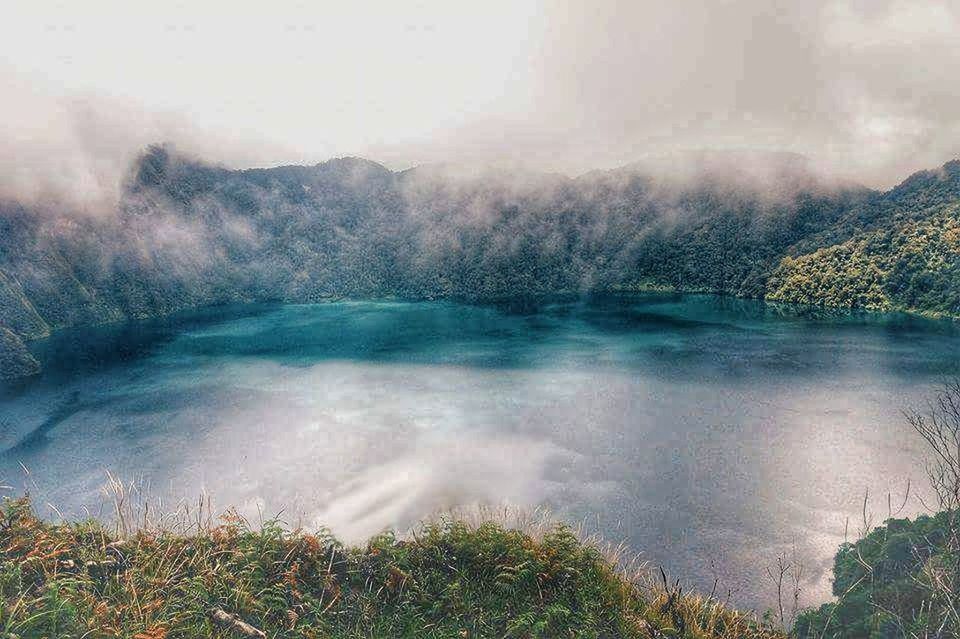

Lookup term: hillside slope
[768,202,960,314]
[765,162,960,316]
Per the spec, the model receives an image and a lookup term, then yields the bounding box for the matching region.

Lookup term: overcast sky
[2,0,959,202]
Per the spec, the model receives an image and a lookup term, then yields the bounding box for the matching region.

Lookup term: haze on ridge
[1,0,960,212]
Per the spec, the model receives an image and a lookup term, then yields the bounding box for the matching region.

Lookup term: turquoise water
[1,293,958,610]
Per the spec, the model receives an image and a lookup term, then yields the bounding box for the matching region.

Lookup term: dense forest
[1,147,959,378]
[769,162,960,315]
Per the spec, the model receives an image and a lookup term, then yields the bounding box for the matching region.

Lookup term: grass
[0,496,786,638]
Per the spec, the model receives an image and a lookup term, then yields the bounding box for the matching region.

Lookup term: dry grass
[0,489,787,638]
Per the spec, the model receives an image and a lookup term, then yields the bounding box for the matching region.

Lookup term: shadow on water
[4,294,960,396]
[5,390,88,455]
[0,303,281,400]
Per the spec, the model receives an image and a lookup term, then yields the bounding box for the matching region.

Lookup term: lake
[1,293,957,610]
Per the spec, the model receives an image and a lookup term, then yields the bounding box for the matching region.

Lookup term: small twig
[209,608,266,638]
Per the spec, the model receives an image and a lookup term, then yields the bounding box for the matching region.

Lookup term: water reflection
[0,294,957,611]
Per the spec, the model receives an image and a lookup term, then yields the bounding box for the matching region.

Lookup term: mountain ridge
[1,146,959,379]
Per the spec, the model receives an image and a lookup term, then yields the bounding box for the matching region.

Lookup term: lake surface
[1,293,958,610]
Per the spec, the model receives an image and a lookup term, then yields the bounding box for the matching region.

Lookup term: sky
[2,0,960,204]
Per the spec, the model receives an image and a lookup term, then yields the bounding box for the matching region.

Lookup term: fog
[2,0,959,211]
[495,0,960,184]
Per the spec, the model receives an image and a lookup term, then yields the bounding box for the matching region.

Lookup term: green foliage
[0,498,784,638]
[767,241,890,310]
[768,205,960,317]
[794,511,958,639]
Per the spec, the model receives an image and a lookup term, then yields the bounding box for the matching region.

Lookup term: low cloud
[372,1,960,188]
[2,1,959,208]
[0,67,287,213]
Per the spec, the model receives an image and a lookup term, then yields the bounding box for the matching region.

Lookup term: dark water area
[2,293,959,611]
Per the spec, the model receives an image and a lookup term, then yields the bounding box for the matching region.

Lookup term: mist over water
[1,293,958,610]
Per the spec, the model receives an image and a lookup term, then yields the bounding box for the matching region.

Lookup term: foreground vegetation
[0,499,785,639]
[794,382,960,639]
[795,511,958,639]
[4,498,953,639]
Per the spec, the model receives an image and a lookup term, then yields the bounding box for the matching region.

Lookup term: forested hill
[769,161,960,313]
[1,146,959,378]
